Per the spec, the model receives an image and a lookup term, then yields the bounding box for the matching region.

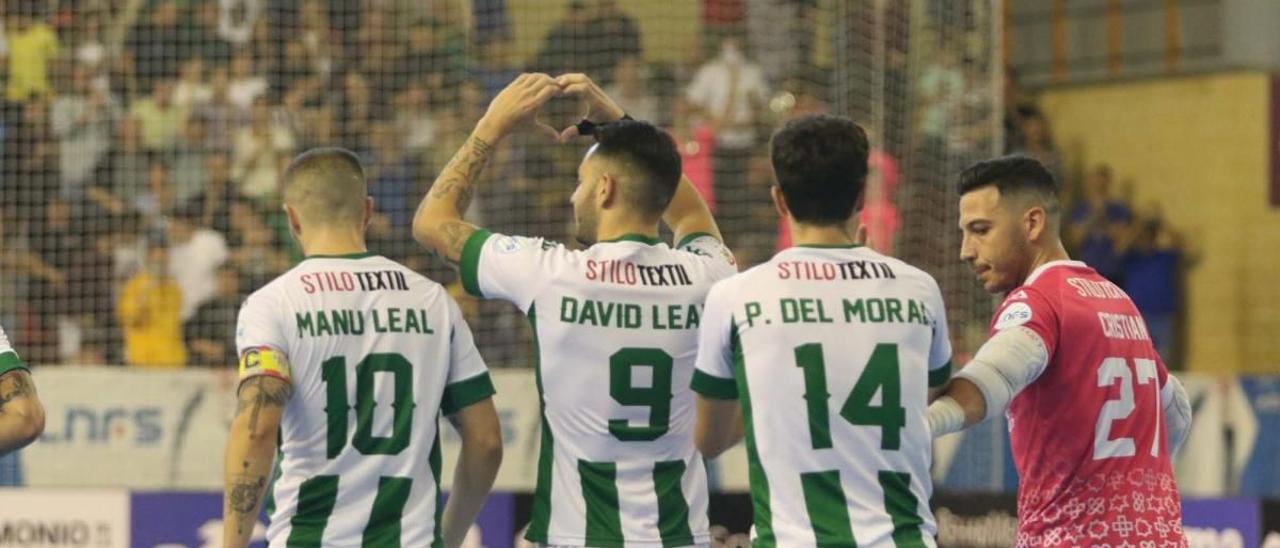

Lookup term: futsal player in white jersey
[0,324,44,455]
[414,73,735,547]
[222,148,503,548]
[693,116,953,547]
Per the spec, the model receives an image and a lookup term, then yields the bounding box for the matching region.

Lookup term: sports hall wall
[1039,71,1280,374]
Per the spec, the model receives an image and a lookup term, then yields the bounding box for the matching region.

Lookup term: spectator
[231,97,294,203]
[1068,165,1133,284]
[172,57,212,110]
[51,65,118,197]
[217,0,262,47]
[185,265,240,367]
[468,37,519,104]
[191,151,238,234]
[603,56,658,123]
[227,50,267,110]
[166,206,229,322]
[6,6,59,102]
[138,156,176,219]
[73,14,107,80]
[172,113,210,206]
[226,197,291,289]
[117,236,187,368]
[592,1,642,77]
[394,83,436,156]
[1119,203,1186,363]
[917,47,964,143]
[88,117,149,215]
[1010,104,1064,183]
[129,79,187,151]
[535,1,593,76]
[187,2,233,66]
[126,0,182,94]
[298,0,335,80]
[669,97,716,210]
[686,34,768,235]
[397,17,466,98]
[366,122,417,256]
[193,65,248,152]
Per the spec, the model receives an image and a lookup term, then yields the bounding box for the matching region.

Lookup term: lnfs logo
[40,406,163,445]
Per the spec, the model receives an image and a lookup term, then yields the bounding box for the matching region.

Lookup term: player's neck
[1024,241,1072,280]
[789,222,856,248]
[595,216,659,244]
[299,229,369,257]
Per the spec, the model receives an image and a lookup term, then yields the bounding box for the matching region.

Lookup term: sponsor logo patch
[994,302,1033,330]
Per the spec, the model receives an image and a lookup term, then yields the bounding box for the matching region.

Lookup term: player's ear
[598,173,618,209]
[363,197,374,228]
[283,204,302,238]
[770,186,789,219]
[1024,206,1048,242]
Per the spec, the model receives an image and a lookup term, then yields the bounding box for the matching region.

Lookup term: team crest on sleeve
[994,302,1033,330]
[239,346,292,380]
[493,235,525,254]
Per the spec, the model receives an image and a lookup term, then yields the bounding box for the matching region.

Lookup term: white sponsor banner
[0,489,129,547]
[25,367,238,489]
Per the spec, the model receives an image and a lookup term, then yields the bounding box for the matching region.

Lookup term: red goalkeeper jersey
[989,260,1187,547]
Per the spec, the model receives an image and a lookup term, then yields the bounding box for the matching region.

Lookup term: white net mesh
[0,0,1000,374]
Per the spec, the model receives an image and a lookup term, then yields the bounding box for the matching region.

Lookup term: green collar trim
[795,243,862,249]
[303,251,377,261]
[600,233,662,245]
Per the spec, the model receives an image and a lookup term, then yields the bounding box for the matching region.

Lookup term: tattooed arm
[413,73,561,263]
[223,375,292,548]
[0,370,44,455]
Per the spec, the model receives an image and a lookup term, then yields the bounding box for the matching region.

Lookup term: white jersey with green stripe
[0,324,27,376]
[693,244,952,548]
[459,230,737,547]
[235,252,494,548]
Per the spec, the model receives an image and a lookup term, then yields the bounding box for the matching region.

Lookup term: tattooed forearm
[235,376,292,432]
[428,135,493,216]
[0,372,33,409]
[227,473,268,533]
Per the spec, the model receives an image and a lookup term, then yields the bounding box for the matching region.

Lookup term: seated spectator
[193,65,248,152]
[88,116,149,215]
[52,65,118,198]
[191,151,238,234]
[166,206,229,322]
[603,56,658,123]
[394,83,437,156]
[468,37,519,104]
[227,50,268,110]
[1011,104,1064,183]
[227,198,293,289]
[137,156,177,219]
[185,265,240,367]
[1068,165,1132,284]
[232,97,295,203]
[6,7,59,101]
[130,79,187,151]
[117,236,187,368]
[172,56,213,110]
[366,122,417,257]
[172,113,210,206]
[1120,203,1185,363]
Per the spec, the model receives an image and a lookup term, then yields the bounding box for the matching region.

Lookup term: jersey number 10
[322,353,415,458]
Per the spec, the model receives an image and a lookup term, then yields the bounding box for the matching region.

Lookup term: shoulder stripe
[0,351,27,377]
[691,369,738,400]
[440,372,496,415]
[929,361,952,388]
[459,229,494,298]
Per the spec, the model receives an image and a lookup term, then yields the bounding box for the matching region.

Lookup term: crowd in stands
[0,0,1183,371]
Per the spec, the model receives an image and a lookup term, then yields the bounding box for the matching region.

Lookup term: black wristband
[576,113,634,137]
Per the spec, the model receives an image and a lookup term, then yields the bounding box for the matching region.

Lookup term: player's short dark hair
[282,147,367,225]
[769,115,870,225]
[592,120,682,218]
[957,155,1061,215]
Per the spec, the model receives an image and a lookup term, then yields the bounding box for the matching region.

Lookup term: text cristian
[300,270,410,293]
[586,260,694,287]
[776,260,896,281]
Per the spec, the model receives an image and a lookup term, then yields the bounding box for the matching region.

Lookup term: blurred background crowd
[0,0,1187,372]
